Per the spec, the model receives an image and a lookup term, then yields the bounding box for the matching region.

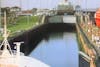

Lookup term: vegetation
[0,7,40,40]
[0,16,39,40]
[32,8,37,15]
[8,16,39,32]
[1,7,21,23]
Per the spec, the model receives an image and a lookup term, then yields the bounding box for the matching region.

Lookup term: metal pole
[27,0,29,24]
[20,0,22,11]
[3,11,7,50]
[78,0,80,6]
[0,0,1,28]
[85,0,87,13]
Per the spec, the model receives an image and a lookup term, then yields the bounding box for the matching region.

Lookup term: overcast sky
[1,0,100,10]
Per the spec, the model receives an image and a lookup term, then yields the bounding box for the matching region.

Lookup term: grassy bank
[8,16,39,32]
[0,16,39,40]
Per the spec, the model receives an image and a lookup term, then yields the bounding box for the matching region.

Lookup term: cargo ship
[57,0,74,15]
[0,12,50,67]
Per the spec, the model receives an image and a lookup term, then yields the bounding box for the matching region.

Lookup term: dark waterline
[29,32,79,67]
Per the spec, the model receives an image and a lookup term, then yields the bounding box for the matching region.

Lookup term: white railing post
[14,42,24,64]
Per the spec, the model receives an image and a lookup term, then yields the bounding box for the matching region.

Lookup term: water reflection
[29,32,78,67]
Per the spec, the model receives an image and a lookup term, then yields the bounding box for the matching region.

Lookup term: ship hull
[95,18,100,27]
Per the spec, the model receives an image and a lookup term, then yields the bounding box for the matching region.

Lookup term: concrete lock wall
[9,23,76,55]
[63,15,76,23]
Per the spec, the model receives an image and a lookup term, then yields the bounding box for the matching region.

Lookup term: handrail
[0,50,24,56]
[79,51,91,61]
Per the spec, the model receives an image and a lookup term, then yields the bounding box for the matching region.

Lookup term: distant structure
[58,0,69,5]
[57,0,74,15]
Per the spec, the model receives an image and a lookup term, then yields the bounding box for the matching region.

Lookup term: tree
[1,7,10,17]
[1,7,10,25]
[32,8,37,15]
[9,6,21,24]
[1,6,20,24]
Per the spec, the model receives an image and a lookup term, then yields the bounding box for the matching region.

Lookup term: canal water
[29,32,79,67]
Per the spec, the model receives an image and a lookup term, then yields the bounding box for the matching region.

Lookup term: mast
[3,11,8,50]
[65,0,67,2]
[3,11,7,39]
[3,11,12,52]
[0,11,13,57]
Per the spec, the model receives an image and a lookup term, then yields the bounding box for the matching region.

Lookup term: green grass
[8,16,39,33]
[0,16,39,40]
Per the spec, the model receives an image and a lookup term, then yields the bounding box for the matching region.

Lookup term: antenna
[78,0,80,6]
